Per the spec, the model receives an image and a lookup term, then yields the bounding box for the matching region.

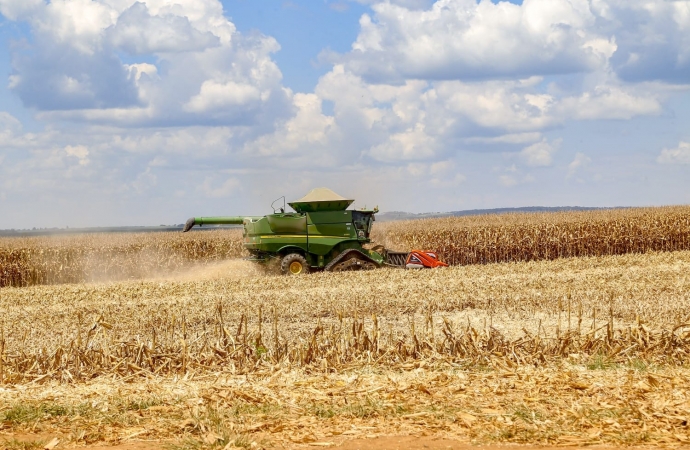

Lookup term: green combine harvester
[182,188,447,275]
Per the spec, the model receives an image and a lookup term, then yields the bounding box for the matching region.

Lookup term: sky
[0,0,689,229]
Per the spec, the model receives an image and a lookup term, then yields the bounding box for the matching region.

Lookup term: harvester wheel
[281,253,310,275]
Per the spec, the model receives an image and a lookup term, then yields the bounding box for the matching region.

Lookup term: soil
[333,437,622,450]
[0,434,676,450]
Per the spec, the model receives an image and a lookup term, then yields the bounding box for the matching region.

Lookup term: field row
[3,206,690,287]
[373,205,690,265]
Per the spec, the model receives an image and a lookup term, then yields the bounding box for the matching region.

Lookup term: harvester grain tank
[182,188,447,274]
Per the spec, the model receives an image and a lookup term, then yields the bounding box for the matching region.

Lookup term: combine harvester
[183,188,447,275]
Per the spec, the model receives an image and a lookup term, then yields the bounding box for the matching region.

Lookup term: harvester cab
[182,187,446,275]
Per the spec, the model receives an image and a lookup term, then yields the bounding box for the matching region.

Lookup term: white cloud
[200,177,240,198]
[368,123,436,162]
[498,164,536,187]
[294,61,663,169]
[339,0,611,82]
[131,167,157,193]
[244,93,335,160]
[604,0,690,83]
[464,132,542,145]
[185,81,264,113]
[0,112,22,142]
[337,0,690,84]
[567,152,592,178]
[499,173,535,188]
[107,2,220,55]
[64,144,89,166]
[404,160,465,187]
[0,0,43,20]
[3,0,289,127]
[499,174,518,187]
[557,85,662,120]
[657,141,690,165]
[520,138,562,167]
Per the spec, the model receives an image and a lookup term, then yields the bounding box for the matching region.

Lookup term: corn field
[3,206,690,288]
[0,229,245,287]
[373,205,690,265]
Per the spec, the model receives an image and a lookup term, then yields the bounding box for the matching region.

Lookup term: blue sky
[223,1,369,93]
[0,0,689,228]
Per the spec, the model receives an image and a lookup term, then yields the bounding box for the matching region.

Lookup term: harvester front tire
[281,253,310,276]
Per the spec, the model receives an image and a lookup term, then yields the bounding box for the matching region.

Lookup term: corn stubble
[1,206,690,446]
[1,250,690,445]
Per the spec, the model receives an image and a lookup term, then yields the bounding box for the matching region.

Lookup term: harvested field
[1,249,690,447]
[3,205,690,288]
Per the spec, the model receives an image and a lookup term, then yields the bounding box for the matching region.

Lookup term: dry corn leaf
[203,432,222,445]
[635,381,652,392]
[458,412,477,427]
[43,438,60,450]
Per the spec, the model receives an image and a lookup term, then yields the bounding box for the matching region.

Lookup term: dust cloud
[83,250,267,284]
[161,259,266,282]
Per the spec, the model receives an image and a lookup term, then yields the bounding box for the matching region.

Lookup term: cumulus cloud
[464,132,543,145]
[3,0,290,127]
[567,152,592,178]
[337,0,613,82]
[336,0,690,85]
[185,81,263,113]
[64,145,90,166]
[657,141,690,164]
[107,2,220,54]
[0,0,674,165]
[499,167,536,187]
[0,112,22,144]
[606,0,690,83]
[281,61,662,170]
[368,124,437,162]
[244,93,336,161]
[200,176,240,198]
[406,161,466,187]
[0,0,43,20]
[520,138,562,167]
[10,45,141,110]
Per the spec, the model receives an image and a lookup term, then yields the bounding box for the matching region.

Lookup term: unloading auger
[182,188,447,275]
